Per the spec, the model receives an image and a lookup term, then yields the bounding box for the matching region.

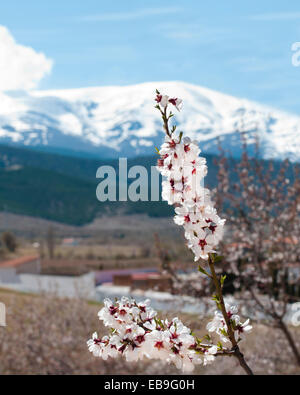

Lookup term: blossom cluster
[87,297,218,372]
[155,92,225,260]
[87,92,253,375]
[206,304,252,343]
[155,93,183,111]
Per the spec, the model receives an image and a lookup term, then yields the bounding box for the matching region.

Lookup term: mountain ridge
[1,81,300,161]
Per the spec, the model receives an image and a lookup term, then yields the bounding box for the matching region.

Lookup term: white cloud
[0,25,53,91]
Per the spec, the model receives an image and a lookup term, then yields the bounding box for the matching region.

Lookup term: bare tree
[1,231,17,252]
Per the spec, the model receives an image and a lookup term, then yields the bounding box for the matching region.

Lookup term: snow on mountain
[0,81,300,160]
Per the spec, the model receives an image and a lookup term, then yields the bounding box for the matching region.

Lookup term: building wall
[0,268,20,283]
[16,259,40,275]
[17,272,95,299]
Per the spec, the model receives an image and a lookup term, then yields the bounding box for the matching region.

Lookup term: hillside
[0,144,174,224]
[0,143,296,225]
[0,166,99,225]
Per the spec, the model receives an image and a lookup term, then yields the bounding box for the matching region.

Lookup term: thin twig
[208,254,254,375]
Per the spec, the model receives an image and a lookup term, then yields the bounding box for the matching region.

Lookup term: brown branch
[208,254,254,375]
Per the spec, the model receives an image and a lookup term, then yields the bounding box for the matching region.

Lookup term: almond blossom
[206,304,252,343]
[168,97,183,111]
[87,297,219,372]
[87,91,254,375]
[155,100,225,260]
[155,93,169,108]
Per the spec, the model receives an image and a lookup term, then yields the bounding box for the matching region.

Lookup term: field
[0,211,299,376]
[0,288,299,375]
[0,212,189,274]
[0,212,181,241]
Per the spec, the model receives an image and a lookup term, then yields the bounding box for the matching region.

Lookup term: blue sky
[1,0,300,113]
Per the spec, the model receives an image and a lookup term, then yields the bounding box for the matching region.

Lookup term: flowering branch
[154,90,253,375]
[87,297,238,373]
[87,90,254,375]
[208,254,254,375]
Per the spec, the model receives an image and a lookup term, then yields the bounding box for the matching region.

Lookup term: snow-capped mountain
[1,81,300,160]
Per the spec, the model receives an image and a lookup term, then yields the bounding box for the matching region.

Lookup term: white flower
[124,346,142,362]
[88,297,221,372]
[174,205,197,226]
[143,330,171,360]
[155,94,169,108]
[187,234,216,261]
[161,180,183,205]
[143,319,157,331]
[168,97,183,111]
[168,318,194,347]
[207,311,226,334]
[203,345,218,365]
[206,305,252,344]
[168,352,195,373]
[159,136,181,159]
[156,131,225,262]
[234,319,253,341]
[98,298,119,328]
[87,332,105,357]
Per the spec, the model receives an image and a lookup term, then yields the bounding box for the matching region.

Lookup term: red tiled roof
[95,268,158,284]
[131,273,158,280]
[0,255,39,268]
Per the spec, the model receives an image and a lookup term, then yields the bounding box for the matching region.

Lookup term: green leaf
[198,265,210,277]
[212,294,220,302]
[155,317,164,329]
[220,275,227,286]
[154,147,160,155]
[212,295,222,310]
[231,320,237,330]
[217,341,223,350]
[220,328,228,337]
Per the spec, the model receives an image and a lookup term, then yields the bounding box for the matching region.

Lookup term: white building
[0,255,40,283]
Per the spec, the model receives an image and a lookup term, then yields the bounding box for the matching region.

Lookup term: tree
[215,133,300,365]
[1,231,17,252]
[46,226,55,259]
